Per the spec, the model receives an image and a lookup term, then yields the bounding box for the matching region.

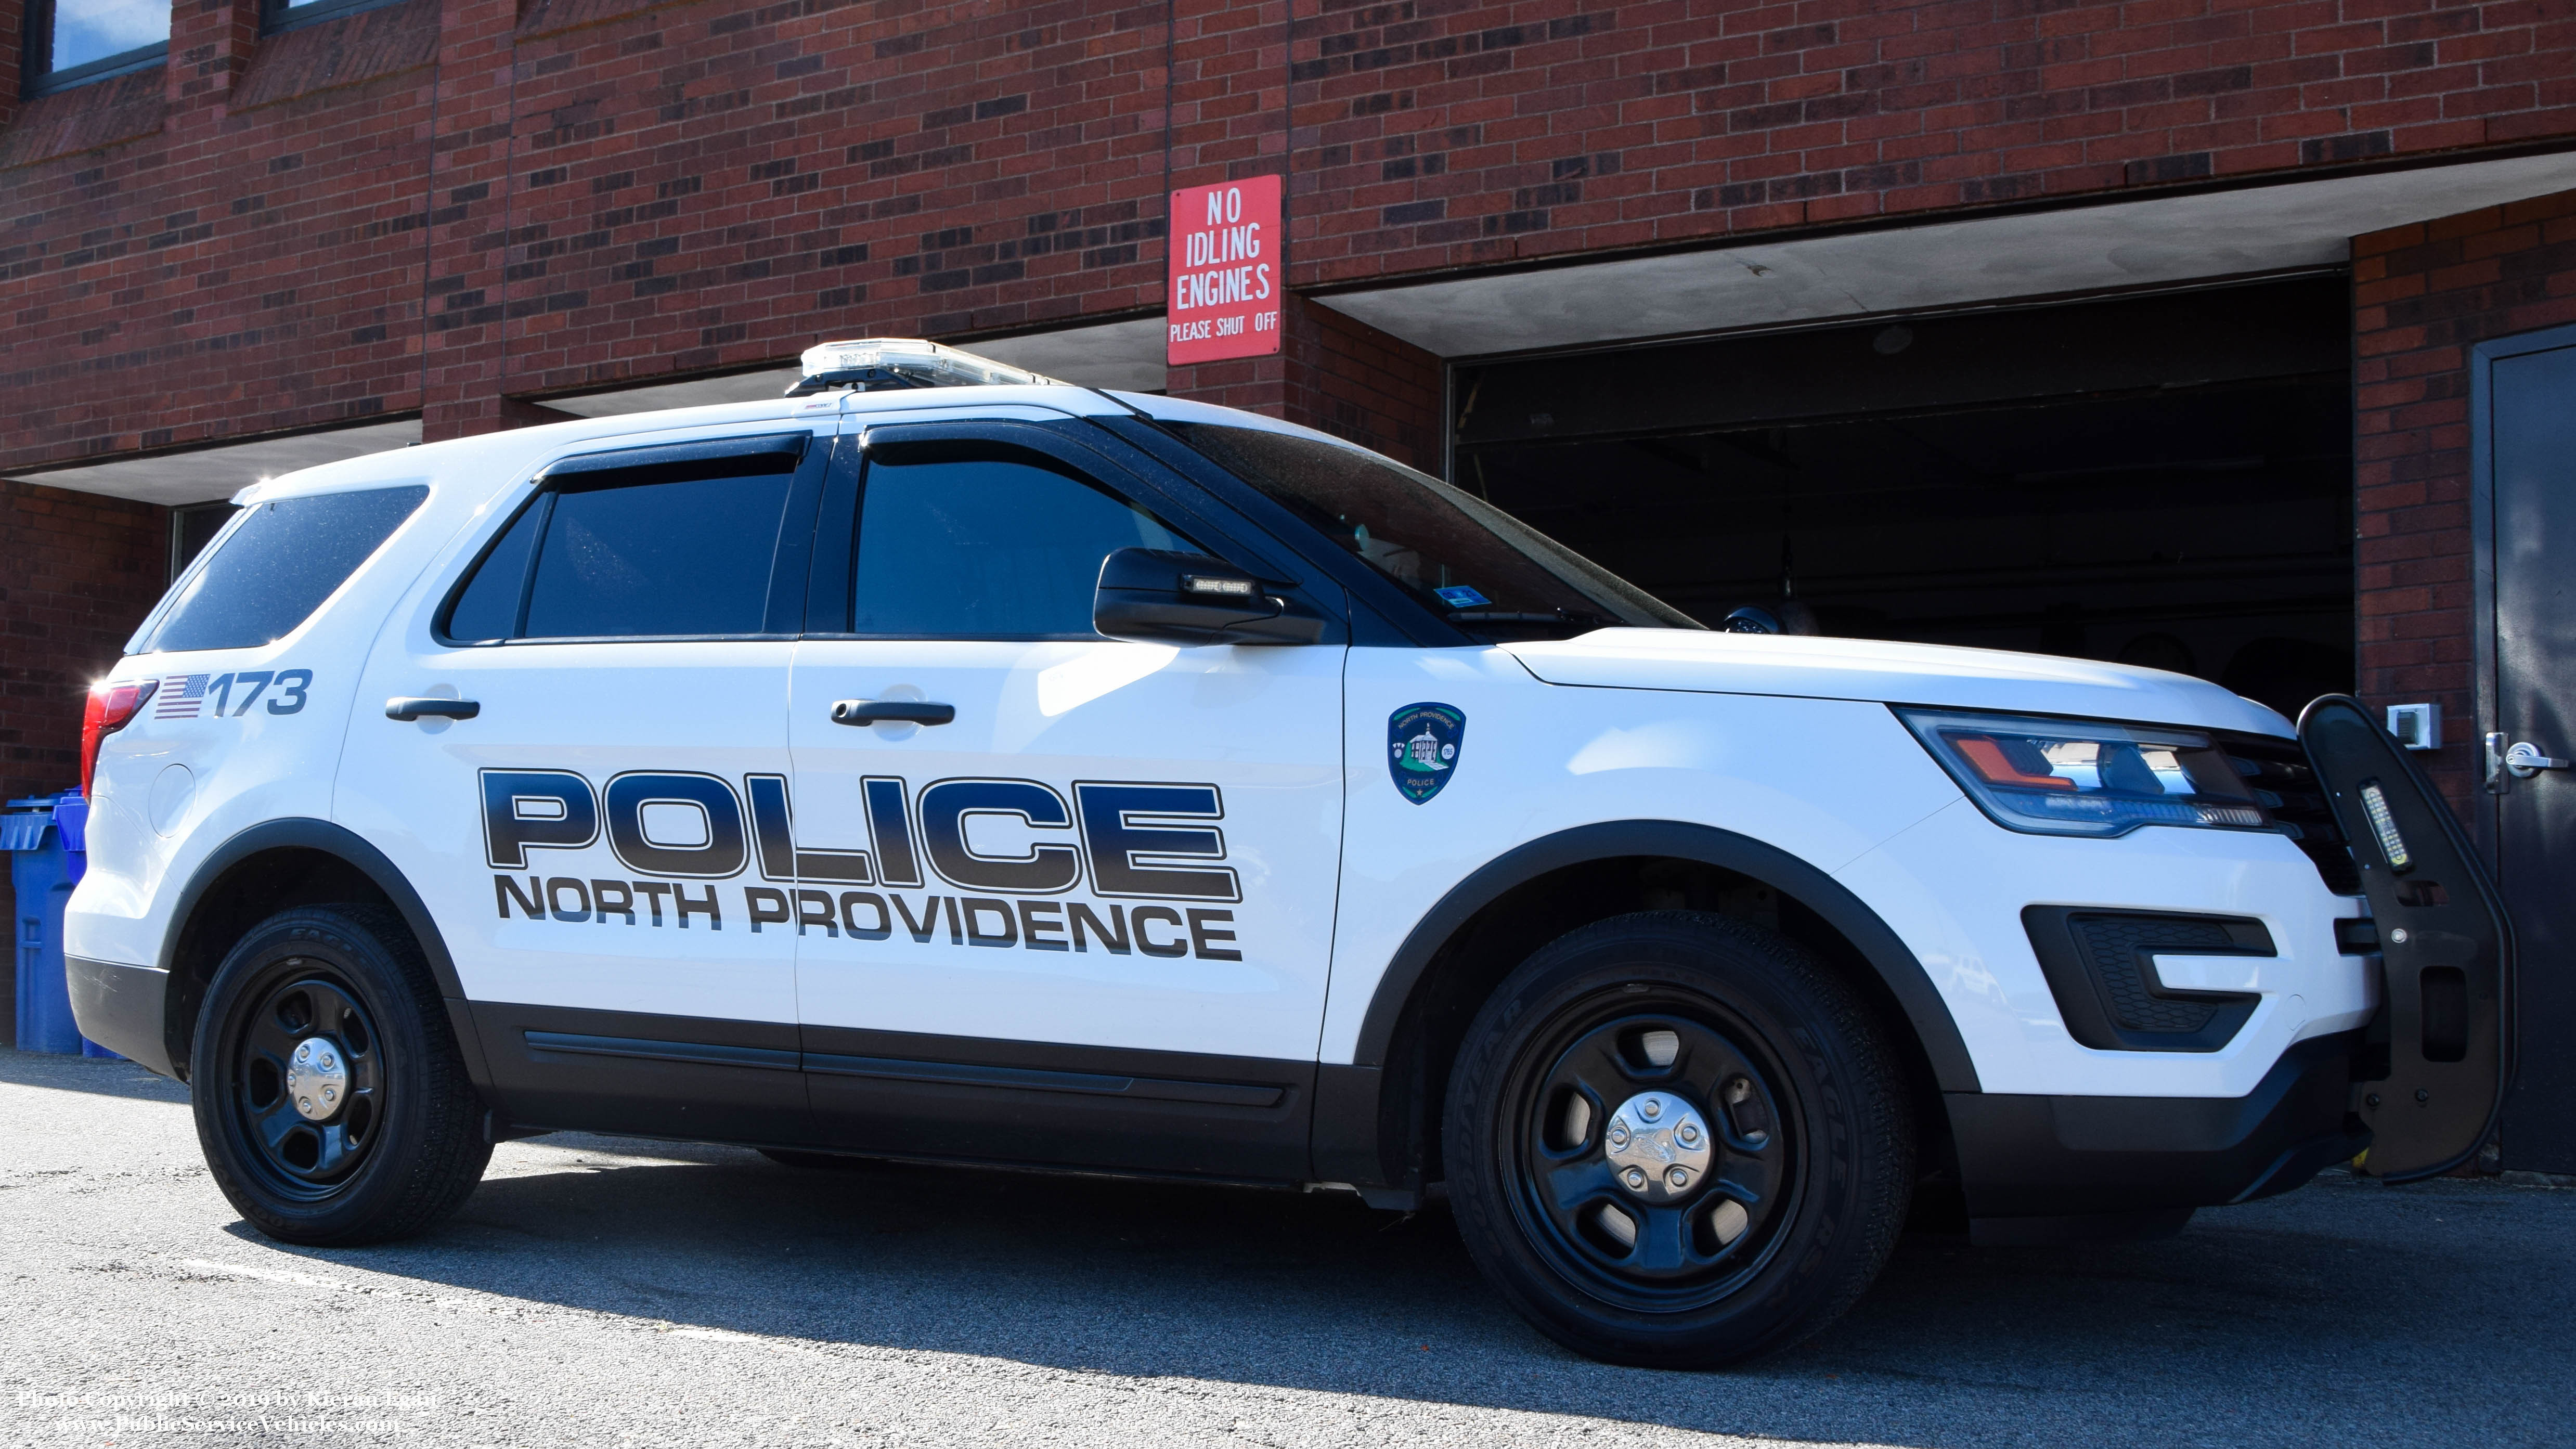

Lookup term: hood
[1507,629,2294,738]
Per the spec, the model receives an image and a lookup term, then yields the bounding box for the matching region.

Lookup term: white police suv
[68,340,2512,1366]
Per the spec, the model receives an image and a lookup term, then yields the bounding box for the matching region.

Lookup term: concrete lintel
[540,367,806,418]
[1317,152,2576,360]
[543,315,1171,418]
[5,417,426,508]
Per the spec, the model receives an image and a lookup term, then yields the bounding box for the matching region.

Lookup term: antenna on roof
[787,338,1057,396]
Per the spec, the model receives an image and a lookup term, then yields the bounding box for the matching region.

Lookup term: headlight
[1896,708,2275,838]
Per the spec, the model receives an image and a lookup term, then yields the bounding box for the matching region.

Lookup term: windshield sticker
[1433,585,1490,609]
[1388,702,1466,804]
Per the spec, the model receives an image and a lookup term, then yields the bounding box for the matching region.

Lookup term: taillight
[80,678,158,796]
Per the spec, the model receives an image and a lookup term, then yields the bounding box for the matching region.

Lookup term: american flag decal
[155,674,210,718]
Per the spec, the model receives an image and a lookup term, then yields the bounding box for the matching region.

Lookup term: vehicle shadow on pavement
[253,1134,2574,1447]
[0,1049,191,1104]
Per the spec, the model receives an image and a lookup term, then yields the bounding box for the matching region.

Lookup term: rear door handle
[386,697,481,721]
[830,700,954,727]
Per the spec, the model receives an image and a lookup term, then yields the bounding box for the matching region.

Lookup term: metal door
[2478,327,2576,1172]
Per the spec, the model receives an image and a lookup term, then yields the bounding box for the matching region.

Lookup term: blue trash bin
[6,790,115,1057]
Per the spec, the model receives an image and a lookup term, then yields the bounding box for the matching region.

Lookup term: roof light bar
[787,338,1057,396]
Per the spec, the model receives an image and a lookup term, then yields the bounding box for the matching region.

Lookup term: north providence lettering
[478,769,1244,961]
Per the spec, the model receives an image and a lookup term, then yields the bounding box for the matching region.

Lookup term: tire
[1443,910,1913,1367]
[191,904,492,1246]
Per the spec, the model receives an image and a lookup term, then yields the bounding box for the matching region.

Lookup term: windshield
[1161,422,1699,641]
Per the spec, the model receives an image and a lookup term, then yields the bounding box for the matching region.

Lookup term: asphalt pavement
[3,1046,2569,1448]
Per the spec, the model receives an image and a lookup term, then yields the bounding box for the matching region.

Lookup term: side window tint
[517,470,795,640]
[443,497,542,643]
[141,485,429,654]
[850,454,1186,637]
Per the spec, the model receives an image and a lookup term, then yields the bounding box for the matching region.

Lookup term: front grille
[2220,731,2363,895]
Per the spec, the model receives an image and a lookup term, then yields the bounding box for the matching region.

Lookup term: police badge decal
[1387,703,1466,804]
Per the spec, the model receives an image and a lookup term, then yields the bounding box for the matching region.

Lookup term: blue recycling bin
[6,790,115,1057]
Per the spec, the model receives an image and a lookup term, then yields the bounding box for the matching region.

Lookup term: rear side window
[135,486,429,654]
[443,435,807,642]
[848,452,1187,638]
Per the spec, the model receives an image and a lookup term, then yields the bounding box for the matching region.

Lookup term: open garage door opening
[1448,277,2354,720]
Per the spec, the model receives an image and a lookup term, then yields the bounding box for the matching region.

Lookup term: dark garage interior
[1450,277,2355,719]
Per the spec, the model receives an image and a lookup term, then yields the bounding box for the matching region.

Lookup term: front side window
[445,465,798,643]
[847,450,1187,638]
[23,0,170,94]
[134,486,428,654]
[1162,421,1697,641]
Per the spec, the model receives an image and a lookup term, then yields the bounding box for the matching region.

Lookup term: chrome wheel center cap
[286,1037,348,1123]
[1604,1092,1713,1201]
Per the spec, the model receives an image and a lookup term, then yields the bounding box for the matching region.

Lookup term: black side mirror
[1093,548,1326,646]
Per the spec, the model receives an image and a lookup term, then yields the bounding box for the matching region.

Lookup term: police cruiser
[67,339,2512,1367]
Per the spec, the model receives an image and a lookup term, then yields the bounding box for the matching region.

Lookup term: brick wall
[1168,293,1444,469]
[2352,187,2576,816]
[0,480,165,803]
[1288,297,1443,471]
[4,0,2572,470]
[0,478,166,1005]
[1285,0,2576,282]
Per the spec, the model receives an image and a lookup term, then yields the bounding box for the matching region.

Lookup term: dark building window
[261,0,408,34]
[21,0,169,95]
[169,502,238,584]
[1446,277,2360,721]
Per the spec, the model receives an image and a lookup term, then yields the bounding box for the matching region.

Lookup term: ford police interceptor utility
[67,339,2513,1367]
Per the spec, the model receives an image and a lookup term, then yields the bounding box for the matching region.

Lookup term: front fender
[1345,818,1978,1088]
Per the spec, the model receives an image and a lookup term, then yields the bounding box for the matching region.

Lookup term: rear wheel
[192,905,491,1245]
[1444,911,1912,1367]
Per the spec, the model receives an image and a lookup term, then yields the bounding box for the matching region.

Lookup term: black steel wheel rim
[225,962,387,1201]
[1499,991,1803,1313]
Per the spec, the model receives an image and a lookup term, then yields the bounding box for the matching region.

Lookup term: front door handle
[386,697,480,721]
[830,699,955,727]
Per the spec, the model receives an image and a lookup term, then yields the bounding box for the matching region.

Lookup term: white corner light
[787,338,1059,396]
[2358,780,2412,873]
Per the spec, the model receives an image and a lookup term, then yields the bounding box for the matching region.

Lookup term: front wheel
[1443,911,1913,1367]
[192,905,491,1245]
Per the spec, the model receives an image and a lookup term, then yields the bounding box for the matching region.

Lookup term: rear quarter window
[134,486,430,654]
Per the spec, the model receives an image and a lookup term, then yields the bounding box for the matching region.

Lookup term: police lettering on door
[478,769,1245,961]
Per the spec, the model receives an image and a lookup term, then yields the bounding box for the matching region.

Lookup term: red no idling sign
[1167,175,1282,365]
